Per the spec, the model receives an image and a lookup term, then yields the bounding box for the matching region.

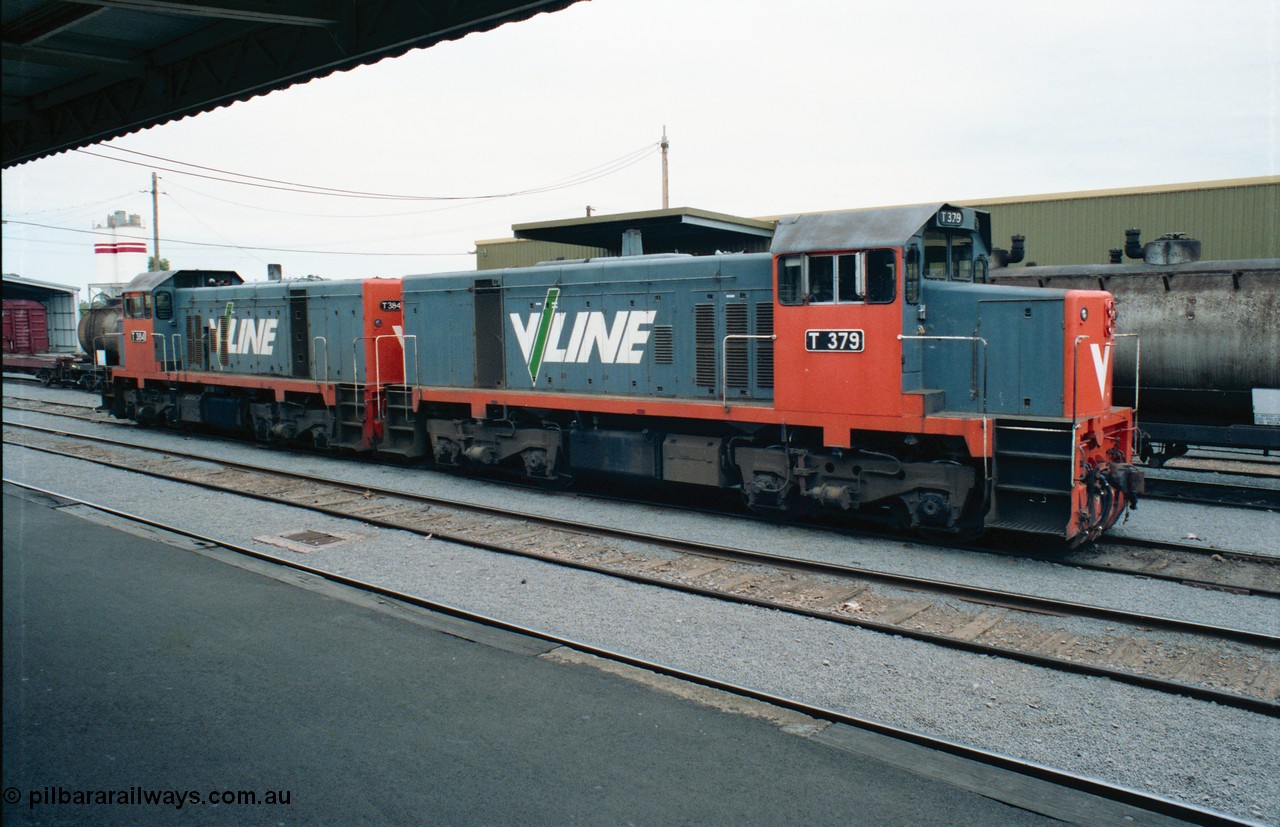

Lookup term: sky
[2,0,1276,297]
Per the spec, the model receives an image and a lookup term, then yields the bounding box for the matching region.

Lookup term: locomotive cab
[118,270,245,374]
[767,205,1140,541]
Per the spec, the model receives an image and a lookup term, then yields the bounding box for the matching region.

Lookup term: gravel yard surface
[4,395,1278,823]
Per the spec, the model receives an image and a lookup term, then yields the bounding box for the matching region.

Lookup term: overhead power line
[2,220,469,257]
[76,142,659,201]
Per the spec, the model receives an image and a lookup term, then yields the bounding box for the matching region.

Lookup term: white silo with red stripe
[94,211,149,281]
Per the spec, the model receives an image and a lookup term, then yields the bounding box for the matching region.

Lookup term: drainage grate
[279,530,345,547]
[254,529,359,554]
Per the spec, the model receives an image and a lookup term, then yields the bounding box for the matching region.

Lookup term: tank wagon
[103,204,1142,545]
[989,232,1279,463]
[77,293,124,368]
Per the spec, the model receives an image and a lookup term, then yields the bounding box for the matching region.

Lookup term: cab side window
[866,250,896,303]
[905,246,921,305]
[778,256,804,304]
[154,291,173,320]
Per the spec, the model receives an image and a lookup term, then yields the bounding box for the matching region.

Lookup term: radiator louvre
[755,302,774,388]
[695,303,716,388]
[725,303,749,389]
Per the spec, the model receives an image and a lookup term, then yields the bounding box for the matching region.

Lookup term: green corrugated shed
[476,177,1278,269]
[475,238,608,271]
[964,177,1278,265]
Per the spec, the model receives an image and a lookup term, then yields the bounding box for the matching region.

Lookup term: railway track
[9,394,1280,513]
[4,480,1248,827]
[1141,475,1280,510]
[1164,451,1280,478]
[6,393,1276,582]
[5,419,1278,716]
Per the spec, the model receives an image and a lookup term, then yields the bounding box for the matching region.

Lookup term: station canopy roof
[512,208,777,255]
[2,0,584,168]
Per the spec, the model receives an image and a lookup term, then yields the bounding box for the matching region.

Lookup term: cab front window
[923,229,975,281]
[124,292,152,320]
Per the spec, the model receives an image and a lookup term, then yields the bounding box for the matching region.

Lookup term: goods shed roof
[2,0,583,168]
[3,273,80,298]
[513,208,777,255]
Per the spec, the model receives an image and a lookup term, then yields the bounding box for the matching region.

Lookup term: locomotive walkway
[2,487,1209,826]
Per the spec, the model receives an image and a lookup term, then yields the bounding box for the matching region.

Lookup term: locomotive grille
[218,315,230,366]
[755,302,774,388]
[695,303,716,388]
[187,315,204,369]
[725,303,749,389]
[652,325,674,364]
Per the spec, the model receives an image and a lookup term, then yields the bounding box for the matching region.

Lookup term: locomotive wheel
[913,494,986,544]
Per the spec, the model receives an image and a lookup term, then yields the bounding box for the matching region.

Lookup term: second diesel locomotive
[102,203,1143,545]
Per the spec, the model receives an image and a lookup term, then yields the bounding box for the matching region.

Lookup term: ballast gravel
[3,388,1279,823]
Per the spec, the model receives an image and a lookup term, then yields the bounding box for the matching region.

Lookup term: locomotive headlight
[1080,308,1088,321]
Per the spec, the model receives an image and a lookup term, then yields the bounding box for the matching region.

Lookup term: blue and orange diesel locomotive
[103,203,1143,544]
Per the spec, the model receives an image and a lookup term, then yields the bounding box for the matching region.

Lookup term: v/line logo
[208,317,279,356]
[510,288,657,385]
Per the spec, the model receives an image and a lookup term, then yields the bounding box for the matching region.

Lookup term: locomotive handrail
[1113,333,1140,414]
[154,333,169,374]
[91,333,123,367]
[1113,333,1142,456]
[397,333,420,389]
[1071,335,1097,489]
[350,337,368,386]
[372,333,406,417]
[1071,333,1143,485]
[897,334,990,481]
[168,333,184,373]
[351,337,376,415]
[311,336,328,384]
[378,332,418,423]
[1070,335,1095,428]
[720,334,776,409]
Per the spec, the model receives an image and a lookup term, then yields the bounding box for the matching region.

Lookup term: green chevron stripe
[528,287,559,385]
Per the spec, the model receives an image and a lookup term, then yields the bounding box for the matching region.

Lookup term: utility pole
[151,172,160,271]
[660,126,669,210]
